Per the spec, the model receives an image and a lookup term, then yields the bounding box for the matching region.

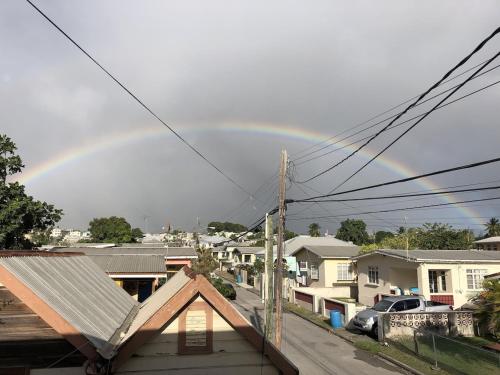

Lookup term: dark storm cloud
[1,0,500,233]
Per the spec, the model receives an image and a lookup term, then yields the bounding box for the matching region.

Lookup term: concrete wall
[118,297,279,375]
[321,298,362,325]
[323,259,357,287]
[357,254,418,306]
[381,311,474,339]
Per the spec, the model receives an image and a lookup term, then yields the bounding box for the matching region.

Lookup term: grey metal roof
[357,249,500,262]
[88,255,166,274]
[474,236,500,243]
[122,268,193,343]
[233,246,264,254]
[292,245,360,258]
[55,247,197,258]
[0,253,138,357]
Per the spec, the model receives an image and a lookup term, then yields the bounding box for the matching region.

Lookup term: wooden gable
[0,286,86,368]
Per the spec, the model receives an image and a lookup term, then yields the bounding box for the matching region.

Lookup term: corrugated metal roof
[474,236,500,243]
[122,268,193,342]
[0,254,138,356]
[89,255,166,273]
[293,245,360,258]
[55,247,197,257]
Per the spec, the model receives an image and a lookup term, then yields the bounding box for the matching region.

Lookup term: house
[290,245,360,298]
[88,254,168,302]
[353,249,500,308]
[53,246,198,278]
[0,251,298,374]
[232,246,263,265]
[474,236,500,250]
[257,235,356,277]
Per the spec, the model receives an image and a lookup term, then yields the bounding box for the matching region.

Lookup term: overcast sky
[1,0,500,234]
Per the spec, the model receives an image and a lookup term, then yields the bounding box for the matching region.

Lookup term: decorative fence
[381,311,474,338]
[385,328,499,375]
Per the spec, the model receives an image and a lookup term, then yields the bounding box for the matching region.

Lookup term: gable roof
[88,254,167,274]
[233,246,265,254]
[256,235,355,256]
[353,249,500,263]
[292,245,360,258]
[53,246,197,258]
[474,236,500,244]
[0,251,138,359]
[113,267,298,374]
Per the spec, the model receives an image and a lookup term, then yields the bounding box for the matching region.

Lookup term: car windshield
[372,300,394,312]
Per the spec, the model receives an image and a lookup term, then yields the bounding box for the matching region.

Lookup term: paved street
[229,284,406,375]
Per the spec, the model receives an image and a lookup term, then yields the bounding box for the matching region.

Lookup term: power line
[293,185,500,203]
[327,50,500,192]
[25,0,253,198]
[294,74,500,167]
[295,156,500,201]
[287,196,500,220]
[292,62,500,163]
[290,57,500,160]
[296,27,500,184]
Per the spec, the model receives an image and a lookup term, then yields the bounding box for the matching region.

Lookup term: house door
[138,280,152,302]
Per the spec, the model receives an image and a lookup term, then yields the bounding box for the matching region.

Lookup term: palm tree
[474,279,500,338]
[308,223,321,237]
[485,218,500,237]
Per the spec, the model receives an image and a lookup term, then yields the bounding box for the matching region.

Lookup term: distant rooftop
[88,254,167,274]
[232,246,264,254]
[53,247,198,258]
[355,249,500,263]
[474,236,500,243]
[293,245,360,258]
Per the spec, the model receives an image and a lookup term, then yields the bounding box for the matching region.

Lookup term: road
[229,284,406,375]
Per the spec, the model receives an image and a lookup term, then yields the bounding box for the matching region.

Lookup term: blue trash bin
[330,310,343,329]
[236,274,242,283]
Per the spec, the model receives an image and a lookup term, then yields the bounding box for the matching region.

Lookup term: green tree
[207,221,247,234]
[253,258,265,274]
[131,227,144,241]
[0,135,62,249]
[375,230,394,243]
[485,217,500,237]
[88,216,135,243]
[308,223,321,237]
[191,247,218,278]
[336,219,369,245]
[474,279,500,338]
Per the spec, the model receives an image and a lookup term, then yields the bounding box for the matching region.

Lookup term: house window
[337,263,353,281]
[244,255,251,263]
[429,270,448,293]
[429,270,438,293]
[368,266,379,285]
[310,263,319,280]
[299,261,308,271]
[467,269,487,290]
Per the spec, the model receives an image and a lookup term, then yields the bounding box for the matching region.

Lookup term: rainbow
[15,122,483,225]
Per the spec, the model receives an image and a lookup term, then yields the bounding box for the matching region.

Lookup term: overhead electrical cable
[287,196,500,220]
[296,26,500,184]
[291,57,500,160]
[294,185,500,203]
[26,0,254,198]
[294,74,500,167]
[327,50,500,192]
[293,156,500,202]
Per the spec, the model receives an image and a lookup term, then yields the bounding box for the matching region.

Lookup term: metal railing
[385,329,499,375]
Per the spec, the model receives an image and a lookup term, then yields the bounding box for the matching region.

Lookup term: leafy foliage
[473,279,500,338]
[211,278,236,299]
[484,217,500,237]
[207,221,247,233]
[336,219,369,245]
[191,247,218,278]
[375,230,394,243]
[88,216,140,243]
[253,258,265,273]
[0,135,63,249]
[380,223,473,249]
[308,223,321,237]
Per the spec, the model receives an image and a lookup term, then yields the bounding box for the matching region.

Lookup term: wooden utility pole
[274,149,287,349]
[264,213,274,342]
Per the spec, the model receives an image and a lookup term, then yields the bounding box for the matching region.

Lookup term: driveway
[229,283,406,375]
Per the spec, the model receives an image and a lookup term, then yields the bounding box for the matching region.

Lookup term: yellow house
[354,249,500,308]
[232,246,263,265]
[291,245,360,297]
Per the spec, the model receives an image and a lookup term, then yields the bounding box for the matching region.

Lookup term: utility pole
[264,213,274,342]
[274,149,287,349]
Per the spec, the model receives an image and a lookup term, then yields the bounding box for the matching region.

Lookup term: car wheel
[371,323,378,338]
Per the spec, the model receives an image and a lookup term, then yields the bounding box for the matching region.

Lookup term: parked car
[353,295,452,335]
